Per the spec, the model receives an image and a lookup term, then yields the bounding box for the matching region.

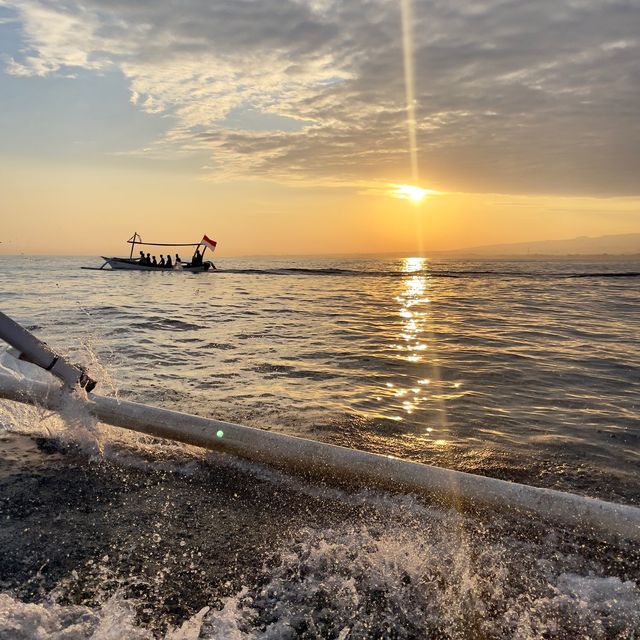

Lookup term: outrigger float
[83,233,217,272]
[0,310,639,543]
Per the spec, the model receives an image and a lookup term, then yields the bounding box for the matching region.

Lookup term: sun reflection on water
[403,256,425,273]
[357,256,457,449]
[397,259,429,368]
[364,257,456,452]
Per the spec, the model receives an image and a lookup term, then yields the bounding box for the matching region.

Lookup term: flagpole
[198,235,217,265]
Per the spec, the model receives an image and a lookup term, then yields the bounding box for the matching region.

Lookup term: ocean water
[0,254,638,638]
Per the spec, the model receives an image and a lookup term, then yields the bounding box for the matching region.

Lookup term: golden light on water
[403,256,425,272]
[362,256,459,441]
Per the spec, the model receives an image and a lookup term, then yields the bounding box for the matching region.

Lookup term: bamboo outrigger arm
[0,312,96,391]
[0,314,639,543]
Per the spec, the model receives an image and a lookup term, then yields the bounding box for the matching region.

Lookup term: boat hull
[101,257,215,272]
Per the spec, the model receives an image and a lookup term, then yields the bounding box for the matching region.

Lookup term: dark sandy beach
[1,430,639,638]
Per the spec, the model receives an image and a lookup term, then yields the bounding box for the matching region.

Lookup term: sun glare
[392,184,430,203]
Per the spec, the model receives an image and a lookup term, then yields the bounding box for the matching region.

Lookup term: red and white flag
[202,234,217,251]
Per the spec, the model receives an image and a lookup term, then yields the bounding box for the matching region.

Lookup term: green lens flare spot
[216,430,224,438]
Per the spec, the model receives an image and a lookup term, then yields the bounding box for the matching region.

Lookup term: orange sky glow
[0,0,638,256]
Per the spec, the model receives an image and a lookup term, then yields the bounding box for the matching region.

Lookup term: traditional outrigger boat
[84,233,217,272]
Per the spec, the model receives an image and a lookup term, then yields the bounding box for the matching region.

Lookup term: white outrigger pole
[0,313,639,543]
[0,311,96,391]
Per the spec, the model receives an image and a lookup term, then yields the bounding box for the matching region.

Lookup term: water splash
[1,513,638,639]
[201,520,640,639]
[0,592,210,640]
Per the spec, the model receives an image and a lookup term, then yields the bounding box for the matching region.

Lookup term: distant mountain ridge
[439,233,640,257]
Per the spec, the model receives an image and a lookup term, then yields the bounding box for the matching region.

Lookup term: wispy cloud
[2,0,639,196]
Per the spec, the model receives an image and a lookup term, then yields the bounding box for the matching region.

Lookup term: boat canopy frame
[127,232,206,259]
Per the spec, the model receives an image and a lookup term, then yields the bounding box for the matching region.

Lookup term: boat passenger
[151,256,158,267]
[159,255,165,267]
[146,253,152,266]
[138,251,145,263]
[175,254,181,264]
[166,255,173,268]
[192,248,202,267]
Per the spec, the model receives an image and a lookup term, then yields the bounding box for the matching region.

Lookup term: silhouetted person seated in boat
[159,255,166,267]
[138,251,145,264]
[146,253,152,266]
[191,248,202,267]
[151,256,158,267]
[165,255,173,268]
[175,254,181,264]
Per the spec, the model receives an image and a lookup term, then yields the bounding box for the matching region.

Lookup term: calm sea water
[0,254,639,638]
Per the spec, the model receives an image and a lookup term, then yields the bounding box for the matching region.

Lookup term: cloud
[1,0,639,196]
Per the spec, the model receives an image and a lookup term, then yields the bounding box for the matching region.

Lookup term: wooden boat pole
[0,371,639,543]
[127,231,140,260]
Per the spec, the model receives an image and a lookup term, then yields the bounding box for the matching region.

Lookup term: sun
[391,184,431,203]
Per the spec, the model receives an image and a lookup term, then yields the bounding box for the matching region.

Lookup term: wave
[568,272,640,278]
[132,318,201,332]
[220,267,640,279]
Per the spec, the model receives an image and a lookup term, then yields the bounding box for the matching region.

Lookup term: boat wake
[220,267,640,279]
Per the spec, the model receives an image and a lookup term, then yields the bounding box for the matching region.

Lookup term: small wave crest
[132,318,201,332]
[568,271,640,278]
[221,267,640,280]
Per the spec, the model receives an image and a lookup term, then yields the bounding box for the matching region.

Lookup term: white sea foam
[197,523,640,639]
[0,593,149,640]
[1,520,638,639]
[0,593,213,640]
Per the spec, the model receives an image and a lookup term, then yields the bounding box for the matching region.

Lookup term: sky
[0,0,639,256]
